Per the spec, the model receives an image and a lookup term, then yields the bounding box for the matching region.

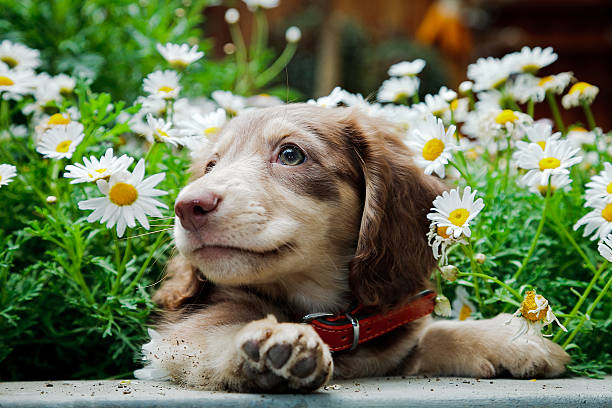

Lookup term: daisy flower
[0,40,40,71]
[506,74,545,103]
[585,162,612,205]
[598,234,612,262]
[574,200,612,241]
[145,114,185,146]
[503,46,557,74]
[451,286,476,321]
[418,92,449,118]
[246,94,284,108]
[0,164,17,188]
[0,65,37,100]
[156,43,204,70]
[506,290,566,341]
[211,90,246,115]
[405,113,458,178]
[427,221,467,265]
[377,76,420,103]
[178,108,226,138]
[537,72,573,95]
[434,294,452,317]
[527,173,572,196]
[78,160,168,237]
[516,139,582,187]
[54,74,76,96]
[427,186,485,239]
[34,112,75,137]
[242,0,279,10]
[136,95,167,117]
[524,122,561,151]
[64,148,134,184]
[566,126,596,148]
[36,123,85,160]
[467,56,512,92]
[143,70,181,100]
[492,109,533,139]
[387,59,426,77]
[561,82,599,109]
[448,97,469,123]
[307,86,346,108]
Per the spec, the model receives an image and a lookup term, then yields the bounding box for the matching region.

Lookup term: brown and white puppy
[138,104,569,392]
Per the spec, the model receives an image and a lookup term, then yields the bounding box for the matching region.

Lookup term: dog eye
[205,160,217,174]
[278,145,306,166]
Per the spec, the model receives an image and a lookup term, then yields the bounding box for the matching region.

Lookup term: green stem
[546,92,565,134]
[0,98,9,130]
[123,231,168,295]
[462,243,483,309]
[554,261,608,342]
[562,267,612,348]
[412,93,420,105]
[513,183,552,281]
[457,272,522,301]
[448,158,473,187]
[110,234,132,296]
[581,101,597,131]
[501,133,512,191]
[254,42,297,89]
[229,21,250,94]
[550,216,598,275]
[252,9,268,63]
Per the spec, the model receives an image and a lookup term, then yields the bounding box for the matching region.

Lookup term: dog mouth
[192,242,292,258]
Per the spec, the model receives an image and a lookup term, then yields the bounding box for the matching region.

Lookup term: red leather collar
[303,290,436,352]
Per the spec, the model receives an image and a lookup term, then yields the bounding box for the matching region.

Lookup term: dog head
[170,104,444,311]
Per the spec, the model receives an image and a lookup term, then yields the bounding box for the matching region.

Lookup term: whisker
[121,228,173,240]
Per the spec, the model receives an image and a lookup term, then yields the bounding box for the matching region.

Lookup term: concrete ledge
[1,376,611,408]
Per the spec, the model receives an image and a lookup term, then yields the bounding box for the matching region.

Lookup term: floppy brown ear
[343,112,446,309]
[153,253,211,310]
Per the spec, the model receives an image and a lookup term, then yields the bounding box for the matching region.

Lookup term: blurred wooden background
[204,0,612,129]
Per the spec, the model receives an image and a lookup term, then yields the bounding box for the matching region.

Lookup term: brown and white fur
[137,104,569,392]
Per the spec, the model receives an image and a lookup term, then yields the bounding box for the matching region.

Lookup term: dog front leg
[137,309,332,392]
[404,314,570,378]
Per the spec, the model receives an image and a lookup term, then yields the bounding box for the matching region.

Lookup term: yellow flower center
[47,113,70,125]
[536,141,546,150]
[156,128,169,138]
[158,85,174,93]
[539,157,561,170]
[538,76,554,86]
[492,77,507,89]
[0,57,18,68]
[571,126,587,133]
[522,63,540,74]
[568,82,591,95]
[450,99,459,111]
[0,76,14,86]
[394,92,408,102]
[495,109,518,125]
[88,168,108,179]
[602,204,612,222]
[520,291,548,322]
[437,225,451,239]
[422,138,445,161]
[259,93,270,97]
[109,182,138,206]
[169,60,189,70]
[55,140,72,153]
[607,182,612,195]
[537,185,557,196]
[449,208,469,227]
[204,127,220,135]
[459,304,472,321]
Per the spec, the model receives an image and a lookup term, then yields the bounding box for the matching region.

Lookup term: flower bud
[440,265,458,282]
[224,8,240,24]
[434,295,452,317]
[459,80,473,94]
[475,253,486,264]
[46,195,57,204]
[285,26,302,43]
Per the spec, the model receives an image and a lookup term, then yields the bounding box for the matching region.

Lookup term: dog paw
[235,315,333,392]
[492,314,570,378]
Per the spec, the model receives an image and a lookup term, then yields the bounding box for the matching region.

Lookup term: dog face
[172,104,444,310]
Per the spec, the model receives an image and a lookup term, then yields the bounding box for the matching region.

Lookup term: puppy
[136,104,569,392]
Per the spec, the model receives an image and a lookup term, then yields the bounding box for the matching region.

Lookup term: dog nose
[175,192,221,231]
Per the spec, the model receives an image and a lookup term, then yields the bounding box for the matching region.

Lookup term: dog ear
[343,111,446,309]
[153,254,211,310]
